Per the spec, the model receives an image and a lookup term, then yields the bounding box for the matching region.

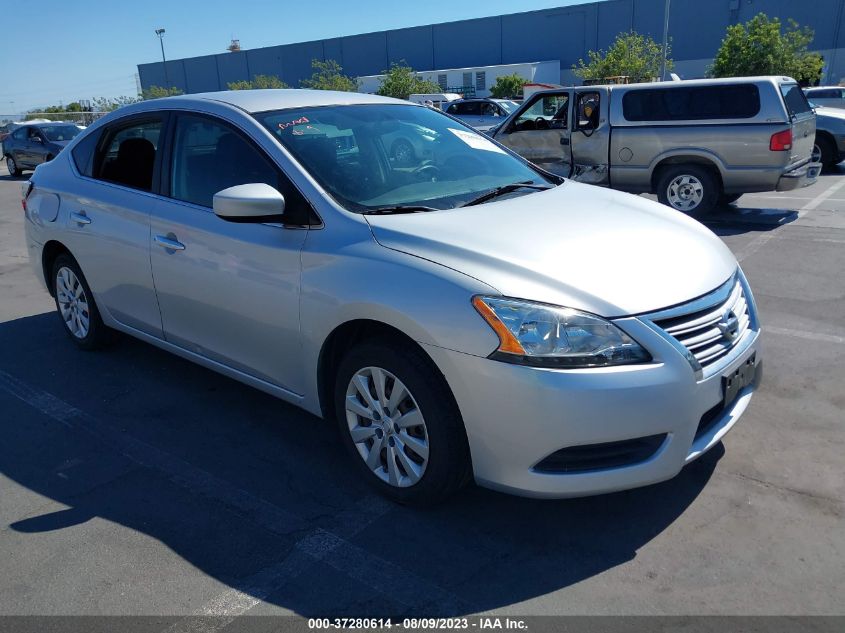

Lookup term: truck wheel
[657,165,719,215]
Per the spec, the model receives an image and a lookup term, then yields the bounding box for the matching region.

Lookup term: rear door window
[95,118,164,192]
[71,129,101,177]
[780,83,813,117]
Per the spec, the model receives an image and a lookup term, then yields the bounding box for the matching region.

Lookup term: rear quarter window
[622,84,761,122]
[71,130,101,177]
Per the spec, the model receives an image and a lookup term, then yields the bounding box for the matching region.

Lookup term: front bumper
[776,161,822,191]
[423,318,761,499]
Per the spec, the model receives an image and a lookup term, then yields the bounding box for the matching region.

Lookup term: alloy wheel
[6,156,16,175]
[811,143,822,164]
[344,366,430,487]
[56,266,90,339]
[667,174,704,211]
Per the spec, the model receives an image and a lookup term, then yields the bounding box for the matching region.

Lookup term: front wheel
[6,154,22,177]
[52,253,112,350]
[656,165,719,215]
[334,341,470,505]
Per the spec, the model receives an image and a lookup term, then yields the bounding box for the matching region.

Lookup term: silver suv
[491,77,820,214]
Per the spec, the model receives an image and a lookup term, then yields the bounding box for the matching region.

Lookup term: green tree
[573,31,671,83]
[489,73,528,99]
[142,85,183,99]
[227,74,288,90]
[376,62,441,100]
[710,13,823,85]
[300,59,357,91]
[93,96,141,112]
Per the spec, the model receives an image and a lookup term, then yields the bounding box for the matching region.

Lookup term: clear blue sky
[0,0,599,114]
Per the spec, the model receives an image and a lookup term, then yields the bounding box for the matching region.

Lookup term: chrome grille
[650,277,752,370]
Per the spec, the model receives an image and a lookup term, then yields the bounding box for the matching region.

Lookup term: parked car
[804,86,845,110]
[490,76,820,214]
[408,93,461,110]
[808,101,845,168]
[23,89,761,504]
[444,98,519,131]
[4,122,82,176]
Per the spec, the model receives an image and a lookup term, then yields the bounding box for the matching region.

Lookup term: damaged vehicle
[490,76,820,214]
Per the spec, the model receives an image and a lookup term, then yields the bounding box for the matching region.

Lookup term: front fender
[297,231,499,416]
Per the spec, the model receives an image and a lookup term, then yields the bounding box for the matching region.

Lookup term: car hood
[365,181,737,317]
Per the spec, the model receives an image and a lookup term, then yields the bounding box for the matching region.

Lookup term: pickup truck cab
[490,76,820,214]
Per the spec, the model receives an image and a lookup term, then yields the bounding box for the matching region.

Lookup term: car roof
[144,89,411,113]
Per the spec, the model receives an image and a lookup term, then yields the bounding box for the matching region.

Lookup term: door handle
[560,137,570,146]
[154,235,186,251]
[70,211,91,225]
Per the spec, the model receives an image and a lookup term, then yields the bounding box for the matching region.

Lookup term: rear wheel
[6,154,22,176]
[334,340,470,505]
[52,253,112,350]
[813,135,837,169]
[656,165,719,215]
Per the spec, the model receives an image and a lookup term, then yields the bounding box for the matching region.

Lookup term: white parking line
[764,326,845,345]
[736,178,845,263]
[0,370,466,625]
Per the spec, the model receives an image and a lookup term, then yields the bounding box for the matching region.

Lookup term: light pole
[155,28,170,89]
[660,0,671,81]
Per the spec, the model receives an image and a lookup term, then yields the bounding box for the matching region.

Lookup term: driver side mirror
[32,136,44,144]
[213,183,286,223]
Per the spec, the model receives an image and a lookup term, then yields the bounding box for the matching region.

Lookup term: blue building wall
[138,0,845,93]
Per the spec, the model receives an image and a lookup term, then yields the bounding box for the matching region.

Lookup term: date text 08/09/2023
[307,617,529,630]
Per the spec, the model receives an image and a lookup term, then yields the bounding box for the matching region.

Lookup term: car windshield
[39,124,82,142]
[254,104,553,212]
[498,100,518,113]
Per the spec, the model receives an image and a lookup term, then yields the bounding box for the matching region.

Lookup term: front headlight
[472,296,651,368]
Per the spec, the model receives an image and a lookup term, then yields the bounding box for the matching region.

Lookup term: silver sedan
[22,89,762,504]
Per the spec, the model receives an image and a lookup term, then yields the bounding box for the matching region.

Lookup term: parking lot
[0,159,843,621]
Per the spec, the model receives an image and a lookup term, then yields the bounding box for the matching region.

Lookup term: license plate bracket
[722,353,757,409]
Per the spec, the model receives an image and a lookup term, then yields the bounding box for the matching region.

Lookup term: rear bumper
[776,161,822,191]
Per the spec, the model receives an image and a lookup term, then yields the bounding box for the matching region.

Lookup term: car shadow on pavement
[0,311,721,616]
[702,204,799,237]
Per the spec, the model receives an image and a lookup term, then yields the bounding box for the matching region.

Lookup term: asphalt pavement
[0,161,843,620]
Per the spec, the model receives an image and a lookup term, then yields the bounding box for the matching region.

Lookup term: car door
[493,90,573,176]
[26,127,50,166]
[569,90,610,185]
[150,112,309,393]
[7,127,29,165]
[60,114,167,337]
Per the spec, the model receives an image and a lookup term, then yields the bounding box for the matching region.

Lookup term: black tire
[656,164,719,215]
[51,253,112,350]
[334,340,471,505]
[718,193,743,206]
[6,154,22,177]
[813,135,837,169]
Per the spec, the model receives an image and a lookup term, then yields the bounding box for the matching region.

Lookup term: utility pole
[660,0,671,81]
[155,28,170,89]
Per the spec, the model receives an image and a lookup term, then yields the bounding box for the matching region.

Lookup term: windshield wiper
[461,181,552,207]
[361,205,440,215]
